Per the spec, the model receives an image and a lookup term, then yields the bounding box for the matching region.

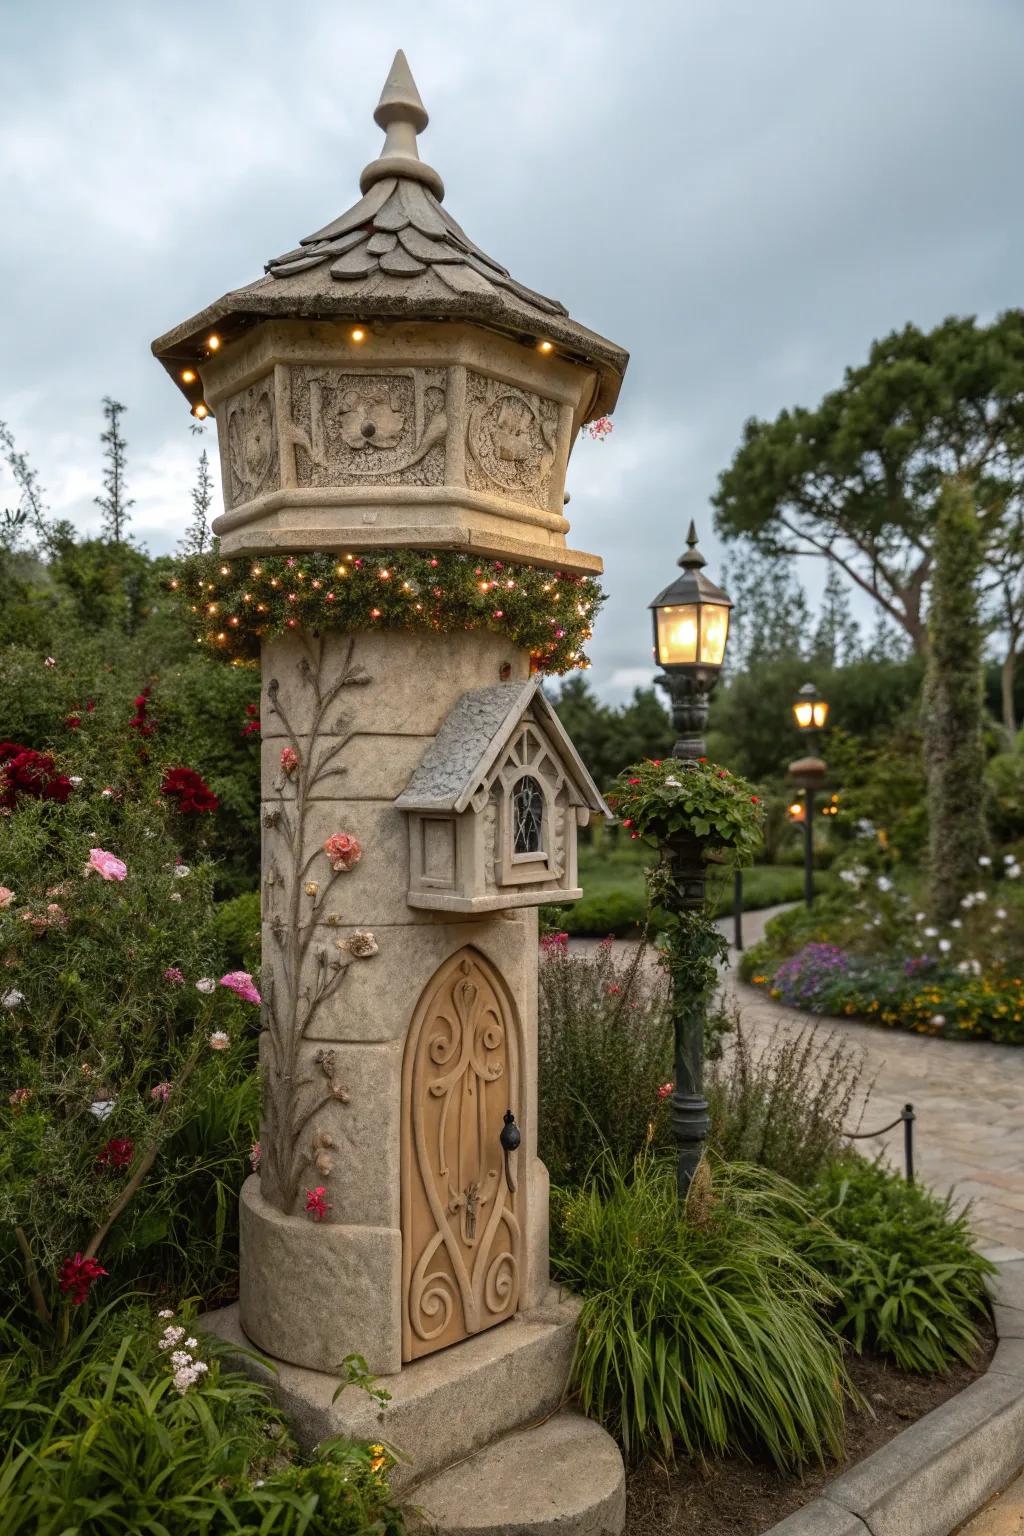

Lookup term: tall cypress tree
[923,478,987,920]
[95,397,134,544]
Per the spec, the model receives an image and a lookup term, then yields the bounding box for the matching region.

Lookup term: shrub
[551,1155,849,1467]
[537,938,672,1186]
[787,1157,995,1373]
[708,1019,868,1187]
[212,889,262,972]
[541,888,646,938]
[0,1305,405,1535]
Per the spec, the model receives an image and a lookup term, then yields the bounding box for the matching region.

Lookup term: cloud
[2,0,1022,697]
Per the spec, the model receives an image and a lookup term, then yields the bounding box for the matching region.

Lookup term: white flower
[170,892,182,902]
[158,1309,175,1319]
[174,865,191,879]
[951,919,962,929]
[89,1099,116,1120]
[924,926,938,938]
[996,908,1008,920]
[974,890,987,903]
[173,1364,200,1394]
[979,855,992,867]
[939,938,951,953]
[839,869,859,885]
[915,912,925,922]
[960,894,975,910]
[184,1337,198,1349]
[193,1360,208,1374]
[208,1031,230,1051]
[1009,865,1022,880]
[170,1349,193,1368]
[1006,854,1016,865]
[876,876,893,892]
[69,775,83,786]
[159,1325,186,1350]
[2,989,25,1009]
[931,1014,946,1026]
[44,656,56,668]
[195,978,216,994]
[664,776,682,788]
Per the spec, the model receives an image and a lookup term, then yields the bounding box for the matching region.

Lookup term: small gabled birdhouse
[395,679,609,913]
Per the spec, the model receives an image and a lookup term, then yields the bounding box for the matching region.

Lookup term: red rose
[58,1252,108,1305]
[96,1137,135,1170]
[160,767,219,816]
[0,743,73,810]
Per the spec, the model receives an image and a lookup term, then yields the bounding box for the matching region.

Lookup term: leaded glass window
[512,775,544,855]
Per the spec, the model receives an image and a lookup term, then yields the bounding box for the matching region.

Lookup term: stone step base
[410,1410,625,1536]
[200,1288,586,1493]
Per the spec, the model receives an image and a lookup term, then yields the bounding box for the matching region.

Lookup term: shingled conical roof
[152,51,627,417]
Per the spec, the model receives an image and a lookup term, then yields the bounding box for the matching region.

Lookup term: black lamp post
[789,682,830,909]
[650,522,732,1193]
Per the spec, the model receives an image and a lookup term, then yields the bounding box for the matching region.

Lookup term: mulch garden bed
[624,1320,996,1535]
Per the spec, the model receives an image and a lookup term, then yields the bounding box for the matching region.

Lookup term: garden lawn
[546,838,834,936]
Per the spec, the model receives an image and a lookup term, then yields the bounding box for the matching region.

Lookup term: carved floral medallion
[466,373,559,507]
[282,366,447,487]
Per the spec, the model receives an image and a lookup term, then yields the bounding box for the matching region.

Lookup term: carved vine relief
[258,635,376,1214]
[402,949,521,1360]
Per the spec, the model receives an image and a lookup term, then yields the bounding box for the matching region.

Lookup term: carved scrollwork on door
[401,948,521,1361]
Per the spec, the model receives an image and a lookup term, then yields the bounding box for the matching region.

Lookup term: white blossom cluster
[157,1318,209,1394]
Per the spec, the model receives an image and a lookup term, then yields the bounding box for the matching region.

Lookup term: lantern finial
[678,521,706,571]
[360,49,444,200]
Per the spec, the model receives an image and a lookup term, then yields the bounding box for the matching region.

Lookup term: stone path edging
[763,1249,1024,1536]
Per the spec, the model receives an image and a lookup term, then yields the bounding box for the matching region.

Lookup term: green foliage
[552,676,673,790]
[607,758,765,862]
[0,739,260,1330]
[713,311,1024,659]
[551,1155,849,1467]
[0,1306,404,1535]
[173,549,604,675]
[537,940,672,1187]
[212,889,262,972]
[707,1020,868,1188]
[923,479,988,919]
[787,1158,994,1373]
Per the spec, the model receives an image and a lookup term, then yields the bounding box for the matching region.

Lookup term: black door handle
[500,1109,520,1194]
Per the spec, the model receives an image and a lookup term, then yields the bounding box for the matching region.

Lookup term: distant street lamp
[789,681,830,909]
[650,523,733,1192]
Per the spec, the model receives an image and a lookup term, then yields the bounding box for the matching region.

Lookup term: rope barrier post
[733,869,743,951]
[903,1103,915,1184]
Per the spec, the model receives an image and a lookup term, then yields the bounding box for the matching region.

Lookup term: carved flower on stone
[338,386,404,452]
[343,930,379,958]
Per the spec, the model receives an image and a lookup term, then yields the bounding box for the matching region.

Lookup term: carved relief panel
[282,366,447,488]
[224,378,279,508]
[401,948,521,1361]
[465,372,559,510]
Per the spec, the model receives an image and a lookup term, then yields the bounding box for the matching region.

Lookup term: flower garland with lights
[607,757,765,862]
[169,550,604,674]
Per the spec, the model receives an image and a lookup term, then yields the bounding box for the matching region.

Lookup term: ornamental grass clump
[537,937,672,1187]
[552,1154,849,1467]
[788,1156,995,1373]
[708,1019,870,1188]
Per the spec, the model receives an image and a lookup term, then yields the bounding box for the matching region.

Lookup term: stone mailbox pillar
[153,47,627,1443]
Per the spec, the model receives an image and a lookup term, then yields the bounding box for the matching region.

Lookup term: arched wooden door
[401,948,521,1362]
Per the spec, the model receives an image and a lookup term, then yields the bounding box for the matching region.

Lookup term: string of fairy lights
[170,550,605,674]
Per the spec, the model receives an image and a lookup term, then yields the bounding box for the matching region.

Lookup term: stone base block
[412,1410,625,1536]
[201,1286,581,1492]
[239,1176,401,1375]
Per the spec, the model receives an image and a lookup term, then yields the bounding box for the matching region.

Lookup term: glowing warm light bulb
[537,340,553,354]
[350,327,367,343]
[220,565,230,576]
[180,368,196,384]
[193,403,209,420]
[207,334,221,351]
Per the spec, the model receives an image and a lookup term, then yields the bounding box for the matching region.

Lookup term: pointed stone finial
[678,520,707,570]
[360,50,444,201]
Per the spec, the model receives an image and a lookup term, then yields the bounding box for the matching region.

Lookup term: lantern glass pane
[793,700,814,729]
[700,604,730,667]
[812,701,829,728]
[655,604,699,665]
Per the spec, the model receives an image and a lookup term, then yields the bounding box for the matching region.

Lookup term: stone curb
[763,1249,1024,1536]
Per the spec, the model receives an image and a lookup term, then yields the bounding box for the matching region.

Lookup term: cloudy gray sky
[2,0,1022,698]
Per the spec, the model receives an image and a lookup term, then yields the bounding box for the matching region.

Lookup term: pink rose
[0,887,14,909]
[324,833,362,873]
[280,746,299,775]
[219,970,261,1006]
[151,1081,172,1102]
[657,1082,674,1101]
[85,848,127,882]
[163,967,185,984]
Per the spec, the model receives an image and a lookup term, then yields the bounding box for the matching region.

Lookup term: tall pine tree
[95,397,134,543]
[180,449,214,556]
[923,478,987,921]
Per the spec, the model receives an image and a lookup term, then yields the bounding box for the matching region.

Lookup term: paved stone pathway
[719,906,1024,1251]
[958,1470,1024,1535]
[574,905,1024,1249]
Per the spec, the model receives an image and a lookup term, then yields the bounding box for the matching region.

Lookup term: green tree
[721,546,810,670]
[95,397,134,544]
[713,313,1024,679]
[812,564,861,668]
[923,479,987,920]
[180,449,214,557]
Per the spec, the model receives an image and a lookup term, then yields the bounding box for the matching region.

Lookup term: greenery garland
[169,550,605,674]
